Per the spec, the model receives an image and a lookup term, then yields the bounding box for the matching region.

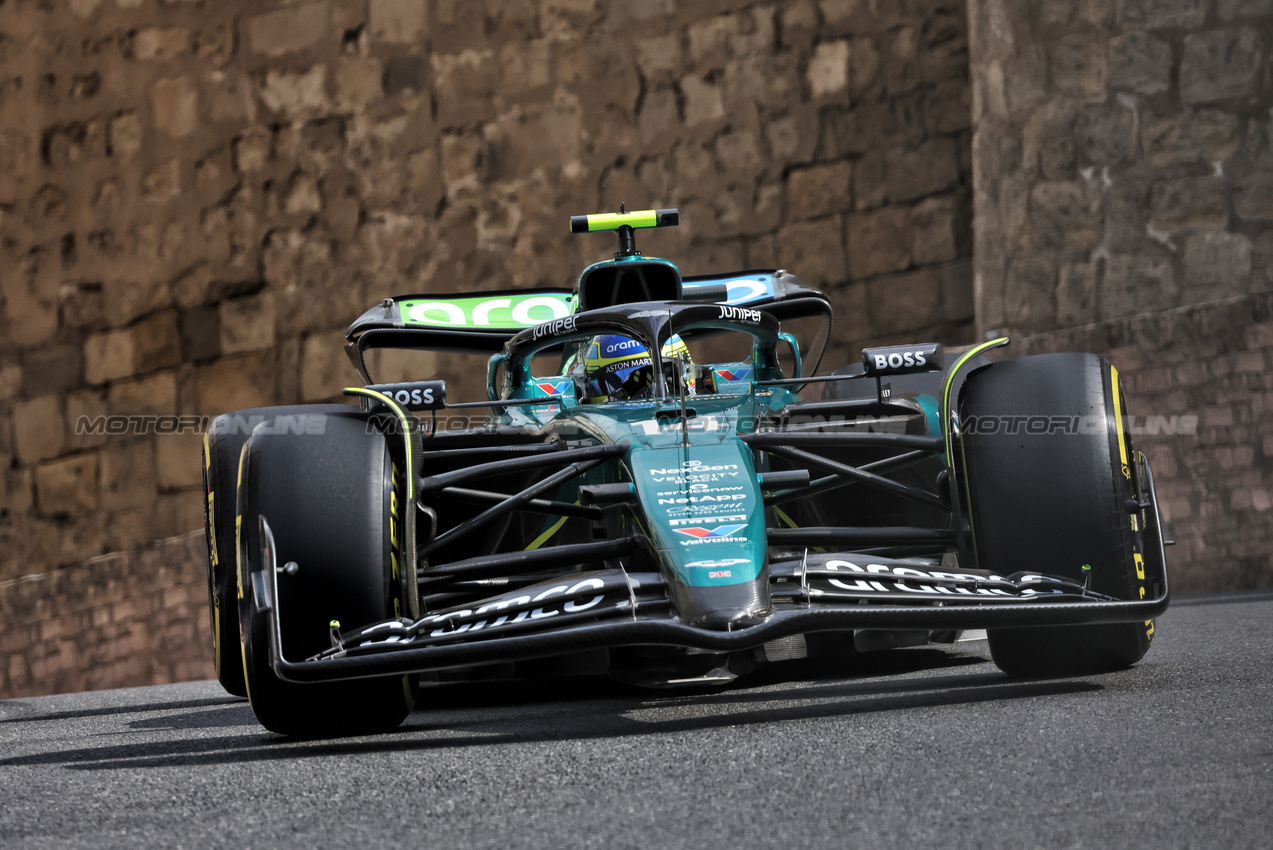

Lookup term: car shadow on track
[0,645,1104,772]
[0,696,241,725]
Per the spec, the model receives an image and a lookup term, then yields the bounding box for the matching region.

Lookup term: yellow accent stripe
[204,432,219,569]
[773,507,800,529]
[1111,365,1129,477]
[342,388,419,706]
[234,441,252,707]
[938,338,1009,568]
[526,511,572,550]
[235,442,248,600]
[207,492,218,568]
[344,388,414,502]
[583,210,658,231]
[942,337,1010,465]
[771,507,826,553]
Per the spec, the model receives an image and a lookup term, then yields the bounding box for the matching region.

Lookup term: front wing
[252,456,1170,685]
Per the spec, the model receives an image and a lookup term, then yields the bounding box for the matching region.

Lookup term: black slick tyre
[203,404,352,698]
[236,410,414,736]
[960,353,1155,677]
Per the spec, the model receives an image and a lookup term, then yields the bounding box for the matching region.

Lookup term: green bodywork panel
[399,293,575,328]
[628,442,764,587]
[503,390,797,588]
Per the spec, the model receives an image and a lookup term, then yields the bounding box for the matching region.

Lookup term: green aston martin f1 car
[202,209,1169,736]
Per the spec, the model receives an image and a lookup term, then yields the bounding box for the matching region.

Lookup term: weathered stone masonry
[968,0,1273,594]
[1015,295,1273,594]
[1,0,976,589]
[3,0,1271,698]
[0,531,209,699]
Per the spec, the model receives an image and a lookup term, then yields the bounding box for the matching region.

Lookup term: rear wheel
[960,353,1155,677]
[237,410,414,736]
[203,404,353,697]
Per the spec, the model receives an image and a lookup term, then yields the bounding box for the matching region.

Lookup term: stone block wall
[970,0,1273,335]
[0,0,978,581]
[968,0,1273,589]
[2,1,1270,699]
[1016,293,1273,593]
[0,531,212,698]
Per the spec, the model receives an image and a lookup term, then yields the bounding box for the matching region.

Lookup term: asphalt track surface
[2,592,1271,850]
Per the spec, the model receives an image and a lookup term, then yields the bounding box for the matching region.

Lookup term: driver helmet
[583,334,694,403]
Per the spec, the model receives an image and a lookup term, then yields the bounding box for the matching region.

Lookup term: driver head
[582,334,695,403]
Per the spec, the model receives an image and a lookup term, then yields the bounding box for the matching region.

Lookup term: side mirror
[486,353,507,401]
[779,332,803,379]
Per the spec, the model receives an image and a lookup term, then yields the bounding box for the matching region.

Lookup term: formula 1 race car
[202,209,1170,736]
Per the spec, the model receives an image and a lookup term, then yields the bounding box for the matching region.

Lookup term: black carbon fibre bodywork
[255,452,1169,684]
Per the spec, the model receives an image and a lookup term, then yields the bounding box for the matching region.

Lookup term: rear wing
[344,272,830,385]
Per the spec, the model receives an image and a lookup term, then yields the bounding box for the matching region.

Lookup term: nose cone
[672,576,771,631]
[688,604,770,631]
[627,443,771,630]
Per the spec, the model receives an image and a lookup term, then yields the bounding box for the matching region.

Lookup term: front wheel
[237,410,414,736]
[960,353,1156,677]
[203,405,355,697]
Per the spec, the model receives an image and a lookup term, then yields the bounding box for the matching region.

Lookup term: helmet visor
[586,358,652,402]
